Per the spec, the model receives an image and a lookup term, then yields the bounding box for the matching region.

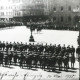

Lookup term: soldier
[51,54,57,71]
[4,54,9,66]
[0,51,4,66]
[44,43,48,53]
[76,46,80,61]
[66,52,70,68]
[2,41,5,51]
[47,44,51,53]
[63,53,69,71]
[41,55,48,70]
[13,52,18,65]
[57,52,63,70]
[5,42,9,51]
[71,54,75,68]
[61,44,66,57]
[23,42,28,51]
[28,43,33,52]
[8,51,13,65]
[71,46,75,56]
[9,42,13,50]
[16,42,20,51]
[0,41,2,50]
[39,55,44,68]
[25,54,33,69]
[56,44,61,55]
[39,43,44,54]
[19,53,24,68]
[13,42,17,51]
[66,45,71,57]
[32,43,35,52]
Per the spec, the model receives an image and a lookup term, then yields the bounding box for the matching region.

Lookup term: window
[53,17,56,21]
[61,6,63,11]
[68,16,71,22]
[68,6,71,11]
[53,7,56,12]
[18,12,21,16]
[6,12,8,15]
[1,12,4,16]
[61,16,63,22]
[0,6,3,10]
[77,5,79,9]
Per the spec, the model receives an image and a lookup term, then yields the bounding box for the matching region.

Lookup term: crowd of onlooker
[26,21,79,31]
[0,20,79,31]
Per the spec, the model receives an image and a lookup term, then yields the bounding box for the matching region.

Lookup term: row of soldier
[0,41,76,71]
[0,41,75,54]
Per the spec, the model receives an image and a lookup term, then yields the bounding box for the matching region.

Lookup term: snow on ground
[0,26,79,80]
[0,26,79,48]
[0,61,79,80]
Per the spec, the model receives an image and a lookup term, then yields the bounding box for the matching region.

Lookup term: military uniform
[71,54,75,68]
[0,52,4,66]
[13,53,18,65]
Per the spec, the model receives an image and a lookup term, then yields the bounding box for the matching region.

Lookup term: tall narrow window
[1,12,4,16]
[61,16,63,22]
[68,16,71,22]
[61,6,63,11]
[68,6,71,11]
[53,7,56,12]
[53,17,56,21]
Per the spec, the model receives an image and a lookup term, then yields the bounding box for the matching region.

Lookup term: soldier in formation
[0,41,77,72]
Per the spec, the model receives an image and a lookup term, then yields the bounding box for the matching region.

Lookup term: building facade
[0,0,80,28]
[0,0,22,22]
[22,0,49,21]
[48,0,80,28]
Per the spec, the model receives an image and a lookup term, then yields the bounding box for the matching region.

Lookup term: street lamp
[29,19,35,42]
